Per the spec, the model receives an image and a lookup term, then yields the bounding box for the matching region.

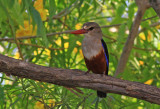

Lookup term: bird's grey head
[82,22,102,39]
[70,22,103,39]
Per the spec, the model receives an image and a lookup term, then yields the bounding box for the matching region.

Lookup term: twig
[142,15,158,21]
[133,46,160,52]
[9,25,24,60]
[58,19,71,30]
[101,23,123,28]
[101,15,158,28]
[103,34,117,41]
[76,93,93,108]
[65,87,81,97]
[0,54,160,104]
[17,42,64,50]
[0,30,74,41]
[138,22,160,34]
[32,96,50,109]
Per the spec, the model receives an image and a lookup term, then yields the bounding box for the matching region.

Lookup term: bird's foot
[101,72,107,77]
[102,74,106,77]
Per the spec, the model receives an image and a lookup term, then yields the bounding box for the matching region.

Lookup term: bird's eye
[88,27,94,31]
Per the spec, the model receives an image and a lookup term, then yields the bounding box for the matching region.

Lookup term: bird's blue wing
[101,39,109,74]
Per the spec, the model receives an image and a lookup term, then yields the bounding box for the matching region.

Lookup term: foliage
[0,0,159,108]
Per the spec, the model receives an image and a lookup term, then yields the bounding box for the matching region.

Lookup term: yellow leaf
[75,23,82,30]
[44,49,51,59]
[76,41,81,46]
[34,0,48,21]
[48,99,56,107]
[16,20,37,40]
[55,39,61,46]
[73,48,78,53]
[156,25,160,29]
[34,48,41,55]
[13,52,20,59]
[55,52,57,55]
[16,29,25,37]
[23,20,30,28]
[139,33,146,40]
[18,0,22,4]
[34,101,44,109]
[64,42,69,48]
[139,31,152,42]
[34,0,43,9]
[139,60,144,66]
[138,107,143,109]
[79,49,83,56]
[147,31,151,42]
[144,79,153,85]
[63,35,69,39]
[38,9,48,21]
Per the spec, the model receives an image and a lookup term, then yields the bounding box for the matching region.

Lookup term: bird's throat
[82,37,103,60]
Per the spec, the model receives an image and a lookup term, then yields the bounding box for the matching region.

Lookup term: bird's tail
[97,91,106,98]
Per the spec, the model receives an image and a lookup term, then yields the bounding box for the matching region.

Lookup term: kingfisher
[70,22,109,98]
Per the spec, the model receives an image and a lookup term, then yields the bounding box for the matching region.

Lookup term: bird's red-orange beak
[70,29,88,34]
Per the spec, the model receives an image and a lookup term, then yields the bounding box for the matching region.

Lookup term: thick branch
[115,0,150,76]
[0,54,160,105]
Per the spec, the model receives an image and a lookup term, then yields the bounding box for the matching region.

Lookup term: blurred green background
[0,0,160,108]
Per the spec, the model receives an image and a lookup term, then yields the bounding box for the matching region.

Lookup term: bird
[70,22,109,98]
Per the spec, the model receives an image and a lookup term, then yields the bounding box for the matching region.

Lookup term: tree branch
[0,54,160,105]
[149,0,160,17]
[138,22,160,34]
[0,30,74,42]
[114,0,150,76]
[10,41,65,50]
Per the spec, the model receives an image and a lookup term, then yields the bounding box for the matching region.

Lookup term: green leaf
[117,24,126,48]
[2,0,14,9]
[7,0,15,9]
[41,26,49,47]
[0,87,4,106]
[30,6,48,47]
[49,0,56,19]
[0,7,6,26]
[117,4,125,17]
[0,0,16,36]
[30,6,42,35]
[128,3,136,19]
[11,1,24,26]
[67,36,78,63]
[77,0,84,17]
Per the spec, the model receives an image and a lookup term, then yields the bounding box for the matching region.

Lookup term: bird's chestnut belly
[84,50,106,74]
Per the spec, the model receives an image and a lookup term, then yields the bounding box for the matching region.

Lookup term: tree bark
[0,54,160,105]
[149,0,160,17]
